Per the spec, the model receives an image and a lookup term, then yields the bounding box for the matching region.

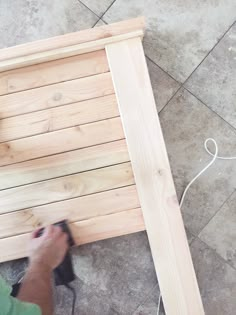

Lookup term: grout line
[99,0,117,20]
[100,18,108,25]
[194,236,236,272]
[183,20,236,86]
[197,189,236,240]
[158,84,182,114]
[185,87,236,132]
[146,55,180,84]
[131,283,160,315]
[77,0,101,19]
[145,20,236,117]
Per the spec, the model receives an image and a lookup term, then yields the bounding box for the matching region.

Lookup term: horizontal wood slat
[0,162,134,214]
[0,185,140,238]
[0,117,124,166]
[0,208,145,263]
[0,140,129,190]
[0,94,119,142]
[0,50,109,95]
[0,18,145,64]
[0,72,113,118]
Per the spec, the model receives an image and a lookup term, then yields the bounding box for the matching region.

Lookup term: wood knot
[53,92,62,101]
[156,168,164,176]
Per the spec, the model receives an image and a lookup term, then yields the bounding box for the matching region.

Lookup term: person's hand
[29,225,69,271]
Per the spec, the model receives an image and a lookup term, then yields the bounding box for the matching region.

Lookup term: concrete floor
[0,1,236,314]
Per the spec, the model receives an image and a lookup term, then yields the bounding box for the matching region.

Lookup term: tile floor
[0,1,235,314]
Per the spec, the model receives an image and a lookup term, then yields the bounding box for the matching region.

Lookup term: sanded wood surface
[0,208,145,263]
[0,72,113,118]
[0,19,147,266]
[0,94,118,142]
[0,162,134,213]
[0,140,129,190]
[0,30,144,73]
[0,185,140,238]
[106,38,204,315]
[0,117,124,166]
[0,50,109,95]
[0,17,144,64]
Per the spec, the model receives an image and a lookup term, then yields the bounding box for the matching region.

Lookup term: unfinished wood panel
[0,31,143,73]
[0,94,119,142]
[0,18,145,64]
[0,140,129,190]
[0,185,140,238]
[106,38,204,315]
[0,72,113,118]
[0,208,145,263]
[0,162,134,214]
[0,50,109,95]
[0,117,124,166]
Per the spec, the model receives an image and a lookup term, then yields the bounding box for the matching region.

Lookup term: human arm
[17,225,68,315]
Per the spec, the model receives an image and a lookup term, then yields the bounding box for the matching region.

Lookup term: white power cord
[157,138,236,314]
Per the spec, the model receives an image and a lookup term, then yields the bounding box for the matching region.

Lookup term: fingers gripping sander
[11,220,75,297]
[36,220,76,286]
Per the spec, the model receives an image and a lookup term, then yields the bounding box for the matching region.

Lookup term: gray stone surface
[147,58,180,112]
[191,238,236,315]
[199,190,236,269]
[185,23,236,129]
[0,259,27,286]
[56,232,158,315]
[0,0,98,48]
[80,0,114,17]
[103,0,236,82]
[160,88,236,235]
[94,19,107,27]
[133,285,165,315]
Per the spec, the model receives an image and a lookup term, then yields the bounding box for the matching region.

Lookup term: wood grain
[0,208,145,263]
[0,185,140,238]
[0,18,145,63]
[0,117,124,166]
[0,31,143,72]
[0,94,119,142]
[106,38,204,315]
[0,72,113,118]
[0,50,109,95]
[0,162,134,213]
[0,140,129,190]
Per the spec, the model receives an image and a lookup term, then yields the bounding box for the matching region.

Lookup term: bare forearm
[17,262,53,315]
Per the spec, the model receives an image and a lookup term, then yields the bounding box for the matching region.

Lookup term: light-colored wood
[0,208,145,263]
[0,94,118,142]
[0,31,143,72]
[0,117,124,166]
[0,50,109,95]
[106,38,204,315]
[0,18,144,64]
[0,72,113,118]
[0,162,134,214]
[0,185,140,238]
[0,140,129,190]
